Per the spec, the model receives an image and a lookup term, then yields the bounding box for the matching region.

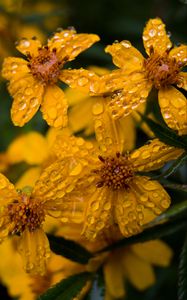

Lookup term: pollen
[7,192,45,234]
[28,46,63,85]
[95,152,134,190]
[144,50,181,89]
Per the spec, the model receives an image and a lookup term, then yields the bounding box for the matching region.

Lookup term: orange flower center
[28,46,62,85]
[144,50,181,89]
[95,152,134,190]
[7,192,45,234]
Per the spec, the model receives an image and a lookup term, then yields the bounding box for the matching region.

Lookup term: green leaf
[98,219,187,253]
[178,234,187,300]
[47,234,94,264]
[161,181,187,193]
[153,152,187,180]
[38,272,92,300]
[140,115,187,150]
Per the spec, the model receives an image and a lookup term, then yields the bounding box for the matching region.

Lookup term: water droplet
[149,29,156,37]
[69,163,82,176]
[121,40,131,48]
[91,202,99,211]
[20,39,30,48]
[92,102,104,115]
[78,77,89,87]
[18,101,27,110]
[30,97,39,107]
[25,87,33,96]
[141,151,150,159]
[90,81,100,93]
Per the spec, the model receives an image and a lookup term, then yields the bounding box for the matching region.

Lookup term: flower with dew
[2,28,99,127]
[61,18,187,135]
[35,100,184,240]
[0,171,70,275]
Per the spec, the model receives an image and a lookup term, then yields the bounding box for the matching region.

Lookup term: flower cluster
[0,17,186,300]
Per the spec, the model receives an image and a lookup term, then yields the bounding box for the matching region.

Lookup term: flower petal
[2,57,29,81]
[131,240,173,266]
[169,45,187,66]
[9,75,44,126]
[18,228,50,275]
[48,29,100,61]
[115,176,170,237]
[105,41,144,71]
[16,38,42,57]
[178,72,187,91]
[107,73,152,119]
[16,167,41,189]
[0,173,18,205]
[41,85,68,128]
[82,187,114,240]
[103,254,126,298]
[130,138,183,172]
[7,132,48,165]
[60,69,104,95]
[158,86,187,135]
[123,250,155,290]
[143,18,172,56]
[93,99,127,155]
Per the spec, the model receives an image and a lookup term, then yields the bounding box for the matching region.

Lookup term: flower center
[28,46,62,85]
[144,50,181,89]
[7,192,45,234]
[95,152,134,190]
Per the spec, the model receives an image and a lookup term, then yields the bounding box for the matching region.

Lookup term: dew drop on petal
[92,102,104,115]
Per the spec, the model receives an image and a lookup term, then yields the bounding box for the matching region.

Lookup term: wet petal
[92,99,126,155]
[0,173,18,205]
[60,69,104,95]
[16,38,42,57]
[107,73,152,119]
[130,138,184,172]
[158,86,187,135]
[41,85,68,128]
[103,254,126,298]
[115,176,170,237]
[82,187,114,240]
[2,57,29,81]
[178,72,187,91]
[143,18,172,56]
[9,75,44,126]
[169,45,187,66]
[16,167,41,189]
[18,228,50,275]
[48,29,100,61]
[7,132,48,165]
[131,240,173,266]
[105,41,144,71]
[123,250,155,290]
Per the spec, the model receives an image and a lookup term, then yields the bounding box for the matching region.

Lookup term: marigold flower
[0,172,68,275]
[2,29,99,127]
[61,18,187,135]
[37,100,183,240]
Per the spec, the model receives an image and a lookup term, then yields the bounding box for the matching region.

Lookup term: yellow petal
[123,250,155,290]
[7,132,48,164]
[2,57,29,81]
[105,41,144,71]
[16,167,41,189]
[103,254,126,298]
[18,228,50,275]
[130,138,184,172]
[169,45,187,66]
[120,115,136,151]
[16,37,42,56]
[115,177,170,237]
[9,75,44,126]
[41,85,68,128]
[107,72,152,119]
[0,173,18,205]
[82,187,113,240]
[158,86,187,135]
[178,71,187,91]
[131,240,173,266]
[60,68,104,95]
[143,18,172,56]
[65,87,89,106]
[48,29,99,61]
[93,99,125,155]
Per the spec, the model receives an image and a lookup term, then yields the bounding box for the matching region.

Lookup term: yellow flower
[2,29,99,127]
[61,18,187,135]
[103,239,173,300]
[39,100,183,240]
[0,171,69,275]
